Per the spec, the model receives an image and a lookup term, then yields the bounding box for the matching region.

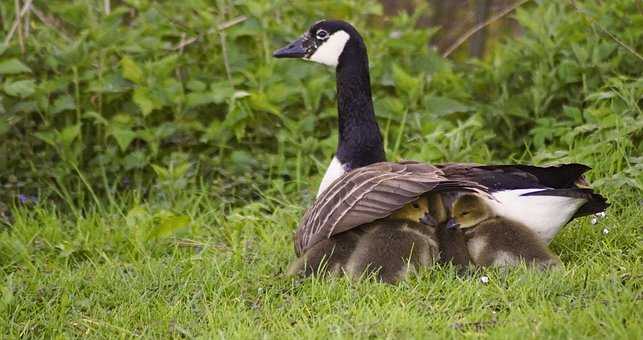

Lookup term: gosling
[448,194,561,269]
[423,192,472,267]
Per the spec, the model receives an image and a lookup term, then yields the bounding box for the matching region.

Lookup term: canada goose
[287,196,439,283]
[274,20,608,255]
[449,194,561,268]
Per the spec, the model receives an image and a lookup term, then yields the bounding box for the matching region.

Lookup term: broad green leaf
[186,80,206,92]
[380,97,405,116]
[121,56,144,84]
[0,59,31,74]
[34,130,57,147]
[151,164,169,179]
[123,150,148,170]
[125,205,149,228]
[111,127,137,151]
[60,124,81,146]
[210,83,235,103]
[424,96,471,116]
[174,162,191,178]
[151,54,178,77]
[51,94,76,114]
[148,212,190,240]
[249,92,280,115]
[133,87,156,116]
[186,92,215,108]
[392,64,420,95]
[83,111,109,125]
[4,79,35,98]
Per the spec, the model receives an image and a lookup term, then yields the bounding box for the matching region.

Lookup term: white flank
[467,236,488,263]
[492,251,519,267]
[306,30,350,67]
[488,189,587,244]
[317,156,346,197]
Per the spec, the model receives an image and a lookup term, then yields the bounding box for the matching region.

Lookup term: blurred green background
[0,0,641,209]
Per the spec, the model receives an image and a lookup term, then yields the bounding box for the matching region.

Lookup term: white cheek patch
[306,30,350,67]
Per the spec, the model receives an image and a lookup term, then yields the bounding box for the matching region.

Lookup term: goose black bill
[273,37,308,58]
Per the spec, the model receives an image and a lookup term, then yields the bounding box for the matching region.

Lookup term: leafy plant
[0,0,640,207]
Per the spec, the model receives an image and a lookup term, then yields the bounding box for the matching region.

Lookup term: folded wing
[295,161,488,255]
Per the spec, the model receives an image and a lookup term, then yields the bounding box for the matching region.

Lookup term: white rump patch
[489,189,587,244]
[317,156,346,197]
[307,30,350,67]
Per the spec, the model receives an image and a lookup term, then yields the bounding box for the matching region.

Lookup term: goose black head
[273,20,364,67]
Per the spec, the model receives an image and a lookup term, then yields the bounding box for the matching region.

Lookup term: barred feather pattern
[295,161,489,255]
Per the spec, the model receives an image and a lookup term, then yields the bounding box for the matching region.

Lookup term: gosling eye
[461,211,470,216]
[316,29,329,40]
[412,203,419,209]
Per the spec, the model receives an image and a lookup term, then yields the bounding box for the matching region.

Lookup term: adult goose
[273,20,608,255]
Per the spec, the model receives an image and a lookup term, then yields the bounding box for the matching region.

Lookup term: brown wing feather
[295,161,488,255]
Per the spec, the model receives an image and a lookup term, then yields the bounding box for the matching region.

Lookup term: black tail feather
[574,194,610,217]
[479,163,591,189]
[521,188,609,217]
[520,188,595,199]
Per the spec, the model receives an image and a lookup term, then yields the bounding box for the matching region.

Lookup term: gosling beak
[273,37,307,58]
[446,218,460,230]
[420,213,437,227]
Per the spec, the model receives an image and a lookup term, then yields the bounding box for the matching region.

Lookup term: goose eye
[316,29,329,40]
[412,203,420,209]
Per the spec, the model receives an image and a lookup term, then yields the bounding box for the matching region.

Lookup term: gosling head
[389,196,438,226]
[446,194,492,230]
[273,20,363,67]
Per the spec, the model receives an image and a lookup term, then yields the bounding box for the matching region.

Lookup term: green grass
[0,182,641,339]
[0,0,640,337]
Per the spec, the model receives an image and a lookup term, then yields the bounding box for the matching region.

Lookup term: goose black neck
[334,38,386,170]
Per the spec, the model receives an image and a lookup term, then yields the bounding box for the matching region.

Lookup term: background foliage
[0,1,641,338]
[0,0,641,208]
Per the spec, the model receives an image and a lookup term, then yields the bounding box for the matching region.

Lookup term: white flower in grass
[590,217,598,225]
[480,275,489,284]
[602,228,609,235]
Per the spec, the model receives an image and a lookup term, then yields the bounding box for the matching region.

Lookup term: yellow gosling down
[388,195,431,223]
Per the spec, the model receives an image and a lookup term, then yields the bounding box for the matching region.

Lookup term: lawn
[1,179,640,338]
